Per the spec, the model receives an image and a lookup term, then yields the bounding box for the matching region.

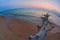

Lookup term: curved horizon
[0,0,60,16]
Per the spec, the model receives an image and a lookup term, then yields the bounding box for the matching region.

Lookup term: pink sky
[23,2,60,13]
[0,0,60,13]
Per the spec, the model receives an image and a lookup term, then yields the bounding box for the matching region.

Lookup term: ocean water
[0,9,47,24]
[0,9,47,17]
[0,8,60,26]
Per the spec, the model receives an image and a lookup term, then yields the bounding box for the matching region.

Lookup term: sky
[0,0,60,13]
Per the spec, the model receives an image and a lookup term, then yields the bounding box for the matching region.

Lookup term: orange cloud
[24,2,60,13]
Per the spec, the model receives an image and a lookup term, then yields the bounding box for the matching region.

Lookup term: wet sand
[45,33,60,40]
[0,16,38,40]
[0,16,60,40]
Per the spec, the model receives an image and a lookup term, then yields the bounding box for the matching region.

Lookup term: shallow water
[0,9,60,26]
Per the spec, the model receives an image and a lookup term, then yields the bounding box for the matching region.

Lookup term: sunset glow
[0,0,60,13]
[24,2,60,12]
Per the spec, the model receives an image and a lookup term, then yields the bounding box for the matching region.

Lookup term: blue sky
[0,0,60,12]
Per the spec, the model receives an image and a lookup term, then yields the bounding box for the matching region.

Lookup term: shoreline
[0,16,60,40]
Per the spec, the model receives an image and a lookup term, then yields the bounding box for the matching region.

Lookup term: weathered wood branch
[29,13,55,40]
[29,20,48,40]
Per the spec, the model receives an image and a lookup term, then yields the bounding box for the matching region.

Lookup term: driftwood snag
[29,13,55,40]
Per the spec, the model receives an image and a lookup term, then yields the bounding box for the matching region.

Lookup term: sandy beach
[0,16,60,40]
